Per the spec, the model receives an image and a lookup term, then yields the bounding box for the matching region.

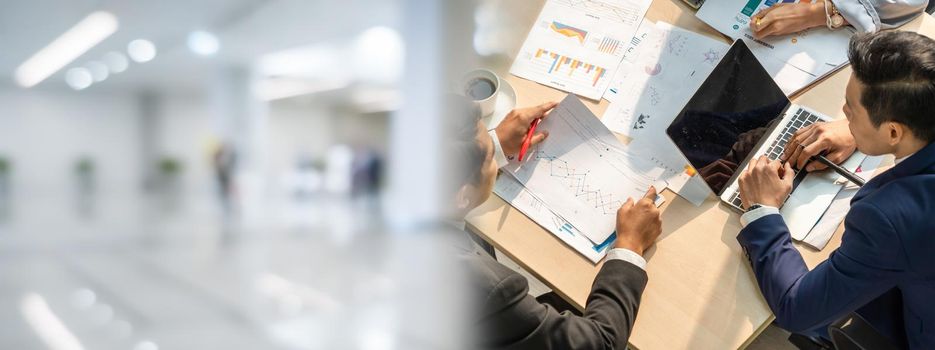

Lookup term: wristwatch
[746,203,765,213]
[824,0,846,30]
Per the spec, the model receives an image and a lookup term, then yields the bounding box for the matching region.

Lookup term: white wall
[154,92,217,196]
[264,101,389,195]
[0,86,390,199]
[0,88,143,197]
[265,102,389,166]
[0,86,223,198]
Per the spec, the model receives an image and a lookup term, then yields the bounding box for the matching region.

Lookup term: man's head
[442,95,498,219]
[844,31,935,156]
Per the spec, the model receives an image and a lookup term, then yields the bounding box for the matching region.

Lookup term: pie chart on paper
[645,63,662,76]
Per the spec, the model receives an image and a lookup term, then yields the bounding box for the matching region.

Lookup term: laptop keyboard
[728,108,819,209]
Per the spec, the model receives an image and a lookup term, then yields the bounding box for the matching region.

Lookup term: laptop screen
[665,40,790,195]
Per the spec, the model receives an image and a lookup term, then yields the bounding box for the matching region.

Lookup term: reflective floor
[0,192,450,350]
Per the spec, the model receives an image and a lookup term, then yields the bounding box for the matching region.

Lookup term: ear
[455,184,473,210]
[887,122,904,146]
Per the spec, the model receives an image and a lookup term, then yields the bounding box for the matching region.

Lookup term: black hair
[441,94,485,195]
[848,31,935,142]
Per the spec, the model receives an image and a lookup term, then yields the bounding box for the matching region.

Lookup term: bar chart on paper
[532,49,608,88]
[510,0,652,100]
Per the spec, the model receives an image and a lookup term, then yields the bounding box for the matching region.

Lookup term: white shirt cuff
[739,205,780,228]
[606,248,646,270]
[832,0,878,33]
[488,129,510,169]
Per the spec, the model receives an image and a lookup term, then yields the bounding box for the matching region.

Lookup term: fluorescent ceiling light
[257,45,343,79]
[86,61,109,82]
[352,26,404,84]
[14,11,118,88]
[133,340,159,350]
[254,78,348,101]
[65,68,93,90]
[102,52,128,73]
[127,39,156,63]
[187,30,220,56]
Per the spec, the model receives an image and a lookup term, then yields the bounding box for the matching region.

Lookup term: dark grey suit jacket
[459,235,648,350]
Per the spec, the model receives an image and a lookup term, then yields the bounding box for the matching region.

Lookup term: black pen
[812,155,866,187]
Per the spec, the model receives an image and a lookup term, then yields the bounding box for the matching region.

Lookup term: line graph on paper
[554,0,644,25]
[503,95,665,243]
[531,150,623,215]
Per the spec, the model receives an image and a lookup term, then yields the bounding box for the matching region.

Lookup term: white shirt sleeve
[832,0,928,33]
[606,248,647,270]
[739,205,781,228]
[488,129,511,169]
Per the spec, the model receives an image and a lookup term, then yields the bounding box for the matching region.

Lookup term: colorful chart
[598,37,621,54]
[535,49,607,87]
[549,21,588,44]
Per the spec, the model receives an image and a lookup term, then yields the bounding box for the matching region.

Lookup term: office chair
[827,313,901,350]
[785,313,902,350]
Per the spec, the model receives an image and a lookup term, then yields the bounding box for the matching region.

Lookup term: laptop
[665,40,832,212]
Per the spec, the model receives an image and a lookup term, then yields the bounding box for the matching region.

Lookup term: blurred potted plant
[0,157,10,197]
[156,157,183,193]
[74,157,96,195]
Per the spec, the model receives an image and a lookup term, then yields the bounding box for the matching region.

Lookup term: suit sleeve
[484,260,647,350]
[736,202,907,333]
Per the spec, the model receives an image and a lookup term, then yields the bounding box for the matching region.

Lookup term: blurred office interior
[0,1,530,349]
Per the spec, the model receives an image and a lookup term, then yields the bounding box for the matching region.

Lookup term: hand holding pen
[493,101,558,160]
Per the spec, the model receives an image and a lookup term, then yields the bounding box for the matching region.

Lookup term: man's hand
[782,119,856,172]
[738,156,794,209]
[614,186,662,256]
[750,2,826,39]
[494,101,558,157]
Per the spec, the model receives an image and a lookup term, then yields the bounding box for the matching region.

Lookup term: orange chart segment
[549,21,588,44]
[536,49,607,87]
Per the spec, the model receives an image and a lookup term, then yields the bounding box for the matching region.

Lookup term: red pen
[518,118,542,161]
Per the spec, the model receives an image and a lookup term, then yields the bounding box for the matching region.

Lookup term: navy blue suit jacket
[737,142,935,349]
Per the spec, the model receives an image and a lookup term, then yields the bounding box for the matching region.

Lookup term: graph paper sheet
[493,174,618,263]
[503,95,664,245]
[509,0,652,100]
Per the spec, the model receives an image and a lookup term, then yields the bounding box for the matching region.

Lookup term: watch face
[832,15,844,27]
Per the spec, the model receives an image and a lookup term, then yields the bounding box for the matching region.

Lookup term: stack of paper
[494,175,617,263]
[781,152,868,243]
[510,0,653,100]
[696,0,855,95]
[796,155,885,250]
[494,95,666,262]
[602,21,731,206]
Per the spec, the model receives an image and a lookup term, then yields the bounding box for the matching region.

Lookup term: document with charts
[602,21,729,137]
[696,0,855,94]
[601,21,728,206]
[510,0,652,100]
[503,95,662,244]
[494,175,616,263]
[602,20,656,103]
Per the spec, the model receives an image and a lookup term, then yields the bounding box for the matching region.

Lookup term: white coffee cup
[460,69,501,117]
